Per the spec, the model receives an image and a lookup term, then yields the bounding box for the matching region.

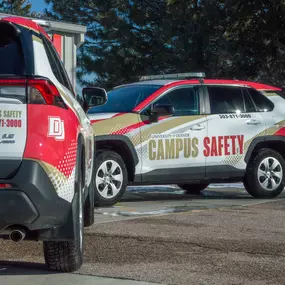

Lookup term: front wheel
[178,183,209,194]
[244,148,285,198]
[94,150,128,207]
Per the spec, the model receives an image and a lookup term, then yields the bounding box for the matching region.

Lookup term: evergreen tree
[45,0,285,88]
[0,0,33,16]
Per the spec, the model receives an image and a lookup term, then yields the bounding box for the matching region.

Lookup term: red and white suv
[89,73,285,206]
[0,17,105,272]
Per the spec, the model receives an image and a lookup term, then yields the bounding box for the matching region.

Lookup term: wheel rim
[96,160,123,199]
[258,157,283,191]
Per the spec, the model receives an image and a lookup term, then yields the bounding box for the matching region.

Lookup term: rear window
[88,84,162,114]
[0,23,25,75]
[246,89,274,112]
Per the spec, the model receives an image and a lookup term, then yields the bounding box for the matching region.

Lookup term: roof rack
[139,72,206,81]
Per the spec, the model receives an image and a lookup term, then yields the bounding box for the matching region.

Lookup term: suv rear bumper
[0,159,72,236]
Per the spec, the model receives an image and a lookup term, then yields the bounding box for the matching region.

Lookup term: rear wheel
[43,146,84,272]
[94,150,128,207]
[178,183,209,194]
[244,148,285,198]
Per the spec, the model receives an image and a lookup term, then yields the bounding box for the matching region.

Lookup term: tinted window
[244,91,257,112]
[247,89,274,112]
[154,87,199,116]
[208,86,247,114]
[88,84,162,114]
[42,36,74,93]
[0,24,25,75]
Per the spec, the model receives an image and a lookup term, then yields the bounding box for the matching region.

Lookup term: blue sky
[30,0,49,12]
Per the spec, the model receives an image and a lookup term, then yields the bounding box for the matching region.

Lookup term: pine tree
[45,0,285,88]
[0,0,33,16]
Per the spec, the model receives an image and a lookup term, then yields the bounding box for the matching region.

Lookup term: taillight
[0,184,11,189]
[28,79,67,108]
[0,78,67,108]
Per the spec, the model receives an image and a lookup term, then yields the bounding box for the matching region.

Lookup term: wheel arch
[245,136,285,164]
[95,135,139,182]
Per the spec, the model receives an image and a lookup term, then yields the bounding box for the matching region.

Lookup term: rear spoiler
[0,16,51,41]
[32,19,51,31]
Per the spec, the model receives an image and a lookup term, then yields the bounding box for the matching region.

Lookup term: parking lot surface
[1,185,285,285]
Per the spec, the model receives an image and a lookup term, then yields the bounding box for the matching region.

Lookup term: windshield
[87,84,162,114]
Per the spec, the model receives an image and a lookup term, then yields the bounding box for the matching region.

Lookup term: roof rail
[139,72,206,81]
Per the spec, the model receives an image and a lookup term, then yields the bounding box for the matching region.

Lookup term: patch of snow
[208,183,244,189]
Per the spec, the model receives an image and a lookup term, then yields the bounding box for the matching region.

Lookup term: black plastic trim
[138,165,244,185]
[206,165,245,180]
[95,135,139,166]
[141,166,205,184]
[0,160,72,236]
[0,160,22,179]
[0,190,38,228]
[244,135,285,163]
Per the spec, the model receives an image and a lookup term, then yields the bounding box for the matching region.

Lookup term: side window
[243,90,257,112]
[154,87,200,116]
[208,86,248,114]
[42,36,74,94]
[246,88,274,112]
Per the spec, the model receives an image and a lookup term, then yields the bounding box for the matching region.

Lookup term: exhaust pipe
[9,229,26,242]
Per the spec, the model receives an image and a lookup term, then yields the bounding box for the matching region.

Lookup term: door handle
[190,124,205,131]
[246,119,261,125]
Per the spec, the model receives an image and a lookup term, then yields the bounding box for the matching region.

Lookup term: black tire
[244,148,285,198]
[84,156,95,227]
[84,182,95,227]
[43,145,84,272]
[178,183,209,194]
[94,150,128,207]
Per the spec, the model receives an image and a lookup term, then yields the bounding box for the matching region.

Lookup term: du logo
[48,117,65,141]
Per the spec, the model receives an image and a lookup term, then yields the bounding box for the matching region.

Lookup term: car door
[204,85,266,178]
[139,85,207,183]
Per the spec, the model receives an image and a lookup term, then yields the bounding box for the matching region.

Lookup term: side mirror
[82,87,108,112]
[150,104,174,122]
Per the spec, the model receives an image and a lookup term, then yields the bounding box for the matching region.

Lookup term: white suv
[89,73,285,206]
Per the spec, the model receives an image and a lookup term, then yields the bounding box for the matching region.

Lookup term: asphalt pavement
[1,185,285,285]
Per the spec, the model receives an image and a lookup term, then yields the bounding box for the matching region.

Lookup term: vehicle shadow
[121,186,254,203]
[0,261,51,276]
